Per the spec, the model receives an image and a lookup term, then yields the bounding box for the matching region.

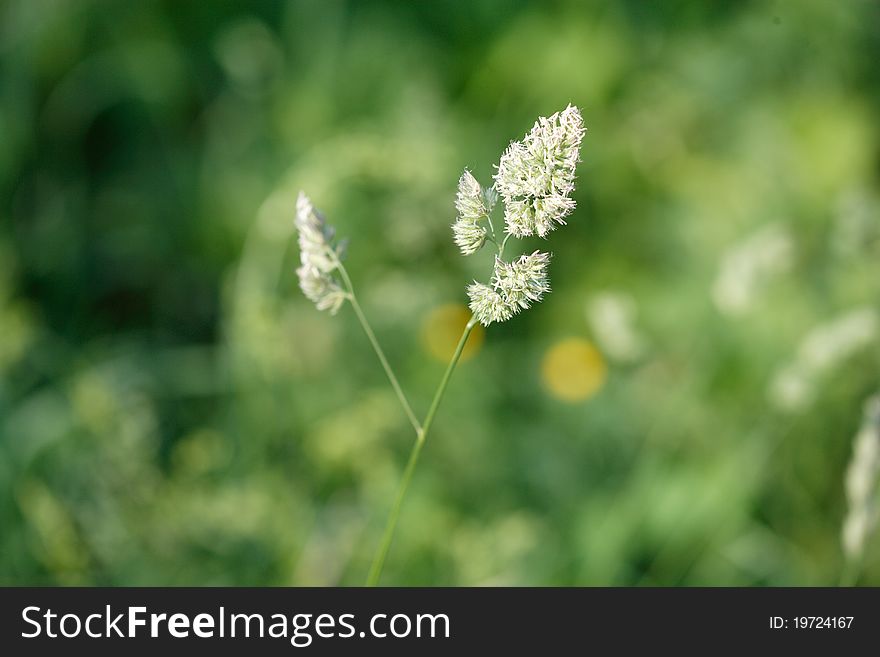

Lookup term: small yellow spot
[541,338,607,402]
[421,304,484,363]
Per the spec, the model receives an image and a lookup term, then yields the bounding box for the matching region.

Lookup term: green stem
[335,259,421,434]
[366,316,478,586]
[498,233,511,257]
[365,428,425,587]
[486,214,497,244]
[420,316,478,441]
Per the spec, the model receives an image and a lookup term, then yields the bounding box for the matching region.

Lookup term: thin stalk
[366,316,478,586]
[334,259,421,434]
[420,316,478,441]
[486,214,497,243]
[498,233,511,257]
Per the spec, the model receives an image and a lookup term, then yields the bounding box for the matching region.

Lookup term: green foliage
[1,0,879,585]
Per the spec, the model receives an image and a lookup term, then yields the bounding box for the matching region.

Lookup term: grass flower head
[494,104,585,238]
[468,251,552,326]
[452,170,495,255]
[294,192,348,314]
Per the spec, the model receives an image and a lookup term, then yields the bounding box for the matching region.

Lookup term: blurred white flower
[294,192,348,314]
[712,223,793,316]
[832,187,880,257]
[768,364,813,412]
[468,251,551,326]
[799,308,879,372]
[586,291,647,362]
[494,105,585,238]
[842,394,880,560]
[769,307,879,412]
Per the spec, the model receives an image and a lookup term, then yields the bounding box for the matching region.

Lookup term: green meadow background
[2,0,879,585]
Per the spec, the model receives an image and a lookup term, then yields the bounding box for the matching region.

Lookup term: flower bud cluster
[468,251,551,326]
[494,104,585,238]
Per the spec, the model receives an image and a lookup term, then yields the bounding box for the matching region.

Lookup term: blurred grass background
[2,0,879,585]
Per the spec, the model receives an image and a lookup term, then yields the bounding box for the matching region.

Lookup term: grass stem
[335,260,421,434]
[366,316,477,585]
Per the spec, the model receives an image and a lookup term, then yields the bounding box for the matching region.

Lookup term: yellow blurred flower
[541,338,607,402]
[421,304,484,363]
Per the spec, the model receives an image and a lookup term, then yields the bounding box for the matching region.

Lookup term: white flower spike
[494,104,585,238]
[294,192,348,314]
[452,219,487,256]
[492,251,552,312]
[461,105,584,325]
[452,170,496,256]
[468,251,552,326]
[467,282,513,325]
[455,169,488,221]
